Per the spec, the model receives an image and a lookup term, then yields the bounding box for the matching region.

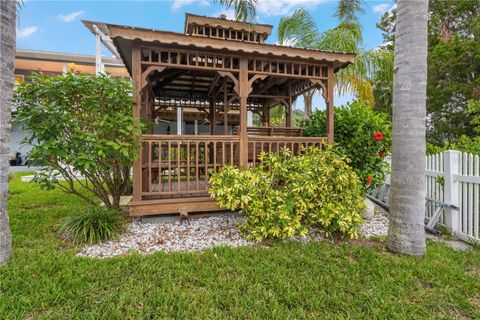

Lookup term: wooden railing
[247,136,327,166]
[139,134,327,199]
[141,135,240,198]
[234,126,304,137]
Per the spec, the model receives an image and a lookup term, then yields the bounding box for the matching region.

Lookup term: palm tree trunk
[0,0,15,265]
[303,91,313,116]
[387,0,428,256]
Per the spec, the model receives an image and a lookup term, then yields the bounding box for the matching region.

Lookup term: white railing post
[443,150,460,232]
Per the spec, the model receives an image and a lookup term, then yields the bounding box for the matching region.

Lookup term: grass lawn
[1,173,480,319]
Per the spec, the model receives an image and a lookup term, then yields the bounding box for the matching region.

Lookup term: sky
[17,0,395,110]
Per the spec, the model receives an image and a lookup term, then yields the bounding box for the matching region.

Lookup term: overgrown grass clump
[60,206,125,244]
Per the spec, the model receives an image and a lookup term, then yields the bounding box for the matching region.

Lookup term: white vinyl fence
[384,150,480,242]
[426,150,480,242]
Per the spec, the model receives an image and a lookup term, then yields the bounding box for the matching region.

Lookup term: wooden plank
[128,197,222,216]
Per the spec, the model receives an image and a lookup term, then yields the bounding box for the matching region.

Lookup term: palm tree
[277,2,393,113]
[387,0,428,256]
[0,0,16,265]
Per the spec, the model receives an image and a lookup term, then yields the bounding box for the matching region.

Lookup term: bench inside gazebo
[83,14,355,216]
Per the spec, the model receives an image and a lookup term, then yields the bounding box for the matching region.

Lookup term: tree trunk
[0,0,15,265]
[387,0,428,257]
[303,91,313,116]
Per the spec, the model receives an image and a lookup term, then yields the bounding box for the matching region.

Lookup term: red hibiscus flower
[367,176,373,185]
[374,132,384,141]
[379,151,385,158]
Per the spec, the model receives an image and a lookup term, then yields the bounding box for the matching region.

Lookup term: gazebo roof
[82,19,355,77]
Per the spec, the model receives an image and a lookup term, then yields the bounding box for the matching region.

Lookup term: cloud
[17,26,38,38]
[257,0,327,17]
[372,3,391,14]
[172,0,209,10]
[58,10,84,22]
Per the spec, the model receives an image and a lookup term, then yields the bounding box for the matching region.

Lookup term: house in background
[10,49,127,170]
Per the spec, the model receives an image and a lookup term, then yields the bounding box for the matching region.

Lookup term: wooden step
[128,196,222,216]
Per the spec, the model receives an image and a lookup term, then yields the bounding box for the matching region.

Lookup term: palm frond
[334,48,393,106]
[214,0,258,23]
[317,23,362,53]
[277,8,319,48]
[335,72,374,106]
[335,0,365,25]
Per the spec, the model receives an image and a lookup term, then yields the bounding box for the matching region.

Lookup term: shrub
[427,135,480,155]
[209,147,365,241]
[300,101,391,189]
[14,72,146,209]
[60,206,125,244]
[427,101,480,156]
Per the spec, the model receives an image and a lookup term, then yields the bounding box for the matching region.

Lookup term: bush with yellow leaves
[209,147,365,241]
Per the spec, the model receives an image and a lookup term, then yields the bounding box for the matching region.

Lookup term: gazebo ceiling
[148,68,295,102]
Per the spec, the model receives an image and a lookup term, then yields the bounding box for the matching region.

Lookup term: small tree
[14,73,144,209]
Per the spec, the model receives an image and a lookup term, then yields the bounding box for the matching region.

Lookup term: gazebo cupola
[184,13,272,43]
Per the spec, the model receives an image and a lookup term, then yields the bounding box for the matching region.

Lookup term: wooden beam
[253,76,287,95]
[223,77,228,134]
[239,57,249,167]
[326,64,334,143]
[286,83,292,127]
[249,94,289,99]
[207,73,221,96]
[156,70,188,89]
[132,46,142,202]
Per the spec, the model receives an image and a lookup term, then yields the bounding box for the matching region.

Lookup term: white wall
[10,121,33,160]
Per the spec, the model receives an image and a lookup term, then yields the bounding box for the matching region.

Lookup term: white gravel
[359,212,390,238]
[78,212,390,259]
[77,215,252,259]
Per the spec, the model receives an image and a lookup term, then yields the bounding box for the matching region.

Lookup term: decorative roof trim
[107,22,355,63]
[184,13,273,36]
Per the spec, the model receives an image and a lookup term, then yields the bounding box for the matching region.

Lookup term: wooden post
[286,83,292,127]
[209,96,216,135]
[267,103,270,127]
[326,65,334,143]
[177,108,183,135]
[95,29,103,75]
[239,57,249,167]
[261,103,268,127]
[223,77,228,135]
[132,46,142,202]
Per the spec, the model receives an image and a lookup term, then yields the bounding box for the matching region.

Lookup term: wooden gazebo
[83,14,355,216]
